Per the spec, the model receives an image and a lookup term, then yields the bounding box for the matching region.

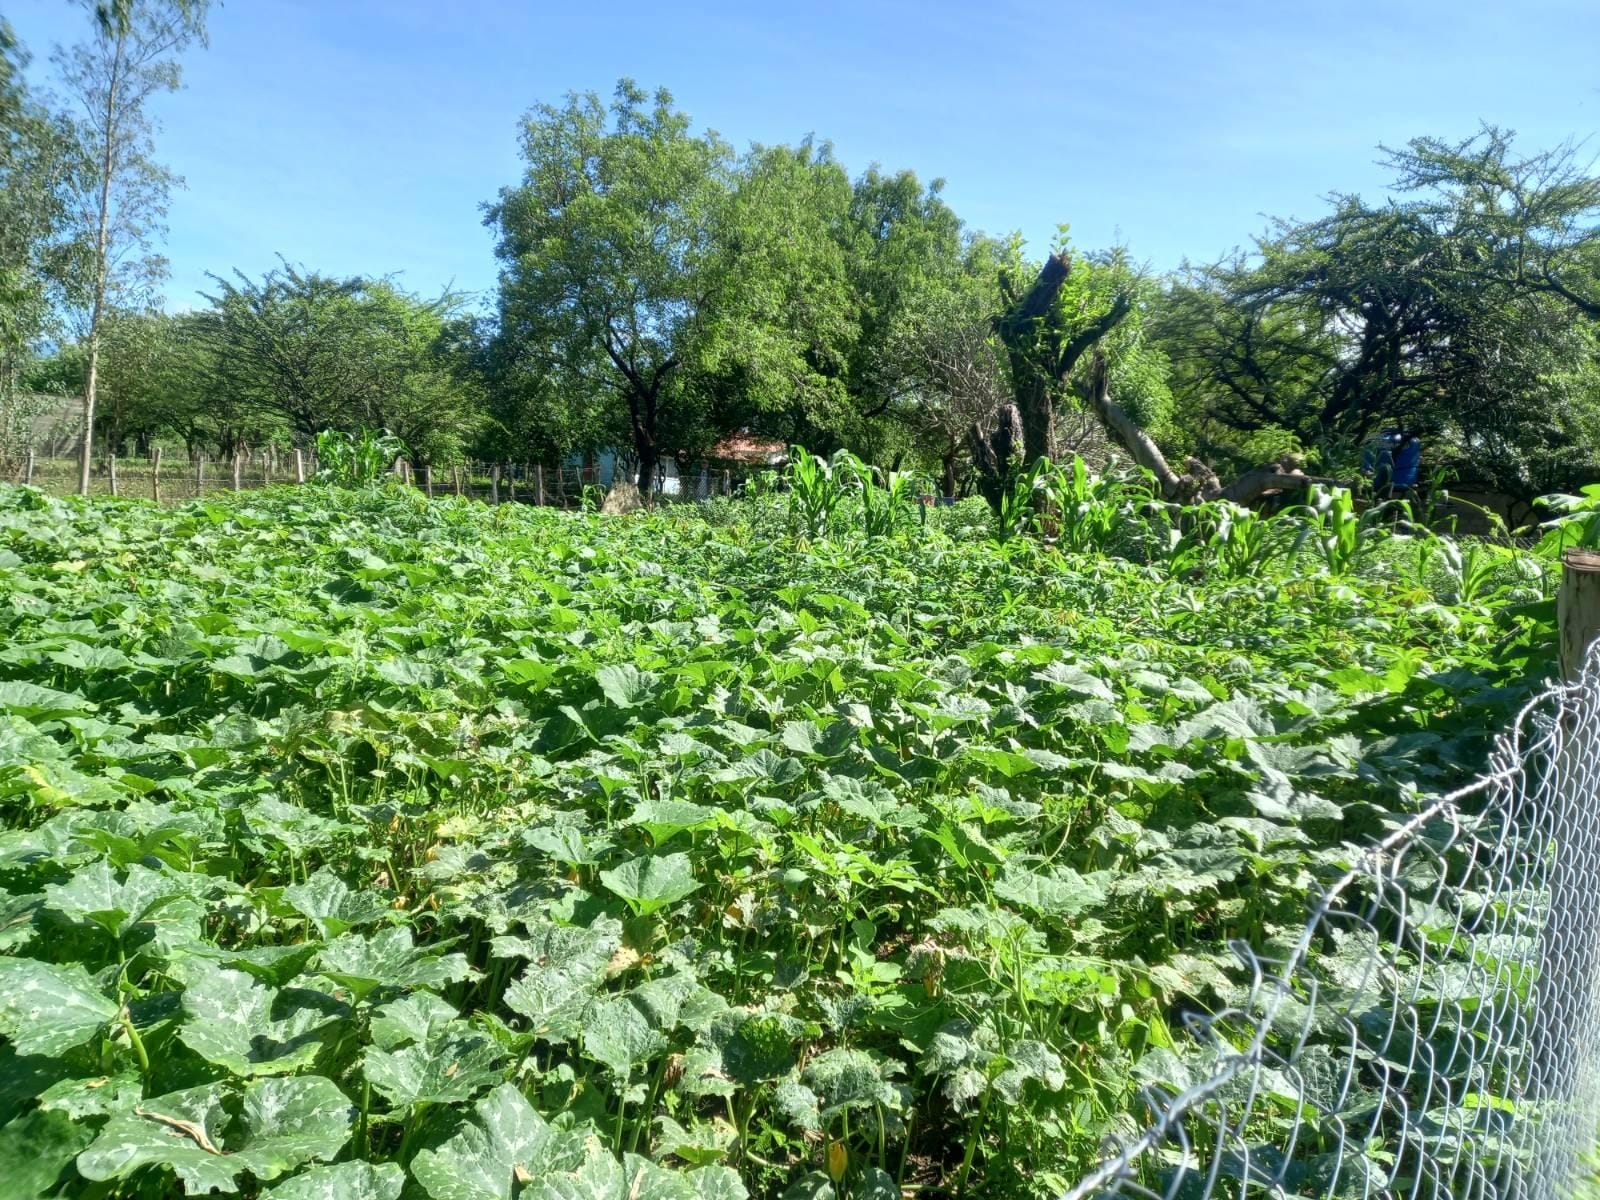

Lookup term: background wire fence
[1066,648,1600,1200]
[5,453,767,505]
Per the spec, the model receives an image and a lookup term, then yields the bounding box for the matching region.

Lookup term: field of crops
[0,480,1555,1199]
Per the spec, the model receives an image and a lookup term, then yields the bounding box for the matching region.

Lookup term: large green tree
[196,263,484,462]
[1153,128,1600,495]
[688,139,857,454]
[487,81,734,494]
[0,20,81,476]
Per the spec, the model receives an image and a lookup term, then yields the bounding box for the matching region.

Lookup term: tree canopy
[3,50,1598,507]
[1153,129,1600,494]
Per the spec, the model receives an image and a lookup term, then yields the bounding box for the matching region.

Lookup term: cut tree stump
[1559,549,1600,683]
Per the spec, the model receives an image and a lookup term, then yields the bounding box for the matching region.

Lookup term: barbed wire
[1066,646,1600,1200]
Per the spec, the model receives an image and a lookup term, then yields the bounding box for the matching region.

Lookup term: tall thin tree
[55,0,206,493]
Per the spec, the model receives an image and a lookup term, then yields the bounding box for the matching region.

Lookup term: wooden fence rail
[6,452,760,508]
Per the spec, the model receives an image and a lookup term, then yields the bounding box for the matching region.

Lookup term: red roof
[705,434,788,465]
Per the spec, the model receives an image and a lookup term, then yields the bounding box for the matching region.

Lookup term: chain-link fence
[1066,647,1600,1200]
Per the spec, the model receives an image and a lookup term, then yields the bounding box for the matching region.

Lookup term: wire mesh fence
[1064,647,1600,1200]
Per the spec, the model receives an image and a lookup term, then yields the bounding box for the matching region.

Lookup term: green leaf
[993,864,1109,918]
[42,859,180,938]
[36,1071,143,1121]
[177,969,342,1076]
[283,869,391,938]
[0,1045,72,1114]
[503,917,622,1042]
[411,1082,587,1200]
[597,664,657,709]
[520,1146,626,1200]
[1033,661,1114,701]
[316,927,474,1000]
[364,1032,502,1106]
[626,798,717,845]
[0,957,119,1056]
[581,995,669,1078]
[369,991,460,1050]
[266,1162,404,1200]
[77,1076,353,1194]
[599,852,700,917]
[0,681,93,720]
[992,1040,1066,1102]
[0,1108,94,1199]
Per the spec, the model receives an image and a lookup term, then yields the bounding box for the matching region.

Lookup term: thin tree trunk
[78,27,125,496]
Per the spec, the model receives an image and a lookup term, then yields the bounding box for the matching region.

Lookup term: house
[566,433,788,497]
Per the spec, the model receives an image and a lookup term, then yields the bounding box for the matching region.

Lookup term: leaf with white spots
[411,1082,587,1200]
[0,956,119,1056]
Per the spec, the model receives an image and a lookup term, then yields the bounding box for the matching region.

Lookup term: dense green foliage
[7,31,1600,500]
[1153,130,1600,493]
[0,476,1555,1198]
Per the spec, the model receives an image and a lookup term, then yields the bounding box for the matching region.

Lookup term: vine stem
[119,1008,150,1080]
[951,1090,993,1196]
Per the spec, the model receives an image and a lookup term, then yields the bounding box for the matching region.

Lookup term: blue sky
[10,0,1599,313]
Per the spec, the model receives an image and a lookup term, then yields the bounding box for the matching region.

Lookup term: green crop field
[0,477,1558,1200]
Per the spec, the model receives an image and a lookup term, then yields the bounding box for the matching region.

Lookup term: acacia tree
[56,0,208,493]
[878,236,1012,495]
[196,263,484,462]
[487,81,732,495]
[1152,128,1600,496]
[966,239,1186,507]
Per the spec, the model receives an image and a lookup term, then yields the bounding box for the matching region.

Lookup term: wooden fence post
[151,447,162,503]
[490,464,500,504]
[295,448,305,484]
[722,469,731,496]
[423,464,433,498]
[453,466,463,497]
[232,453,242,492]
[508,464,517,503]
[535,464,545,506]
[107,455,118,497]
[196,455,205,496]
[1560,549,1600,682]
[264,449,273,486]
[24,451,34,486]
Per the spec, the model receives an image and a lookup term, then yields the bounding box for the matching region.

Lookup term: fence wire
[1066,646,1600,1200]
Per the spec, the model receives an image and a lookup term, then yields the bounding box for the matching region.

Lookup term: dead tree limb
[1084,353,1339,503]
[995,252,1136,473]
[969,403,1023,510]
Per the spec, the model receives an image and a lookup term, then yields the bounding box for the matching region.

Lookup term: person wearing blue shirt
[1391,430,1421,492]
[1362,428,1421,498]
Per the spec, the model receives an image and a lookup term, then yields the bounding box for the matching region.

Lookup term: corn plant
[1041,457,1158,556]
[1164,500,1296,580]
[1535,484,1600,556]
[994,457,1051,544]
[314,428,408,487]
[832,451,925,540]
[1290,485,1403,575]
[788,445,844,539]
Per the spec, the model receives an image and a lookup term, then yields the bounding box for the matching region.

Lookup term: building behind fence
[1064,645,1600,1200]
